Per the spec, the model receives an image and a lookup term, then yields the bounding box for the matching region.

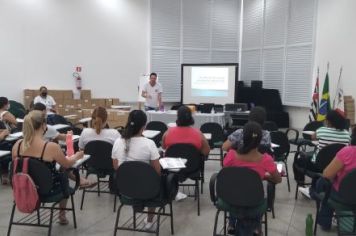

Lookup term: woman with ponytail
[111,110,161,229]
[78,106,120,150]
[12,110,84,225]
[223,122,281,235]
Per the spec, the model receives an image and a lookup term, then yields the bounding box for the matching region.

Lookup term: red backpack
[12,158,40,213]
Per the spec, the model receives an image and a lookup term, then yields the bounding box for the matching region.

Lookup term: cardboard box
[24,96,33,110]
[80,90,91,99]
[24,89,34,97]
[63,90,73,100]
[82,109,93,118]
[74,99,83,109]
[57,108,66,116]
[105,99,113,108]
[74,109,83,119]
[112,99,120,105]
[63,100,75,109]
[49,90,64,100]
[82,99,92,109]
[91,99,106,108]
[344,96,353,101]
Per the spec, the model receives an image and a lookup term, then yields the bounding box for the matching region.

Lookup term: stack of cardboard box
[344,96,355,126]
[23,89,126,127]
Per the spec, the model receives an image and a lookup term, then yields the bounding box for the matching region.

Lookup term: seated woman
[0,122,10,184]
[11,110,84,225]
[314,127,356,231]
[112,110,161,229]
[223,122,281,235]
[222,106,271,152]
[78,106,120,150]
[294,110,350,196]
[32,103,66,142]
[162,105,210,156]
[0,97,17,131]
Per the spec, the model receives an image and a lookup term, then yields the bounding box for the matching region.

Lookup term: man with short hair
[141,73,163,111]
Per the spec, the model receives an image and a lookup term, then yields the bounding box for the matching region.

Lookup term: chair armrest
[209,173,218,204]
[286,128,299,142]
[66,167,80,191]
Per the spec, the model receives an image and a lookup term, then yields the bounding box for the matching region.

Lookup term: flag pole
[333,67,343,109]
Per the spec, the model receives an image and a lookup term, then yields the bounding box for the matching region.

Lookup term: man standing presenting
[141,72,163,111]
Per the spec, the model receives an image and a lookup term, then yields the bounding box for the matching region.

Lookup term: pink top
[333,146,356,191]
[223,150,277,179]
[164,126,202,150]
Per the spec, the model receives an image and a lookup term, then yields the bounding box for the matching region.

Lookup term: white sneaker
[298,187,311,199]
[175,192,187,201]
[144,218,154,230]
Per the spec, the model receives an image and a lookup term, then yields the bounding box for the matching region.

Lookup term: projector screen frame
[180,63,239,104]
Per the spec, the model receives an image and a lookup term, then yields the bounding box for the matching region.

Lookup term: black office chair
[313,170,356,235]
[199,103,214,113]
[47,114,82,135]
[146,121,168,148]
[81,140,114,210]
[287,121,324,153]
[170,104,182,110]
[200,122,224,166]
[214,104,224,113]
[210,167,268,236]
[294,143,345,200]
[165,144,203,216]
[114,161,178,236]
[263,121,278,132]
[7,158,80,236]
[270,131,291,192]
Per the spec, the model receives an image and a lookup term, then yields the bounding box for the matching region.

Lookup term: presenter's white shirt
[143,82,162,108]
[78,128,121,149]
[34,95,56,114]
[111,137,160,165]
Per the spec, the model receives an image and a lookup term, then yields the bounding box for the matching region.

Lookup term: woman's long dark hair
[237,122,263,155]
[122,110,147,153]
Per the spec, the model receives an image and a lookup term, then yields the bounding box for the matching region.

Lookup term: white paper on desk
[159,158,187,169]
[9,132,23,138]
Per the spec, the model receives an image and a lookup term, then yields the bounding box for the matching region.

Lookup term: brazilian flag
[317,73,331,121]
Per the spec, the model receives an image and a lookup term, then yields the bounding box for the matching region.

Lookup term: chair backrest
[338,169,356,205]
[171,104,182,110]
[165,143,202,175]
[48,114,70,125]
[146,121,168,147]
[263,121,278,132]
[199,103,214,113]
[116,161,161,200]
[315,143,345,171]
[216,167,264,207]
[84,140,114,171]
[200,122,224,146]
[11,158,53,196]
[302,121,324,139]
[213,104,224,113]
[270,131,290,158]
[9,100,27,119]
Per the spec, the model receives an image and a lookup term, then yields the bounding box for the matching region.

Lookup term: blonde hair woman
[12,110,83,225]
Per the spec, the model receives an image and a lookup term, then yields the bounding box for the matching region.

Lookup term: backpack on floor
[12,158,40,213]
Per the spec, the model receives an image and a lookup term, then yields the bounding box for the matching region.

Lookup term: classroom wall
[0,0,150,102]
[288,0,356,129]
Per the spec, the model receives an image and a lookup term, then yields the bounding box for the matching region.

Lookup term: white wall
[0,0,150,102]
[288,0,356,129]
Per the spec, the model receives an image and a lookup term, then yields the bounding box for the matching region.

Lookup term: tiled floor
[0,151,337,236]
